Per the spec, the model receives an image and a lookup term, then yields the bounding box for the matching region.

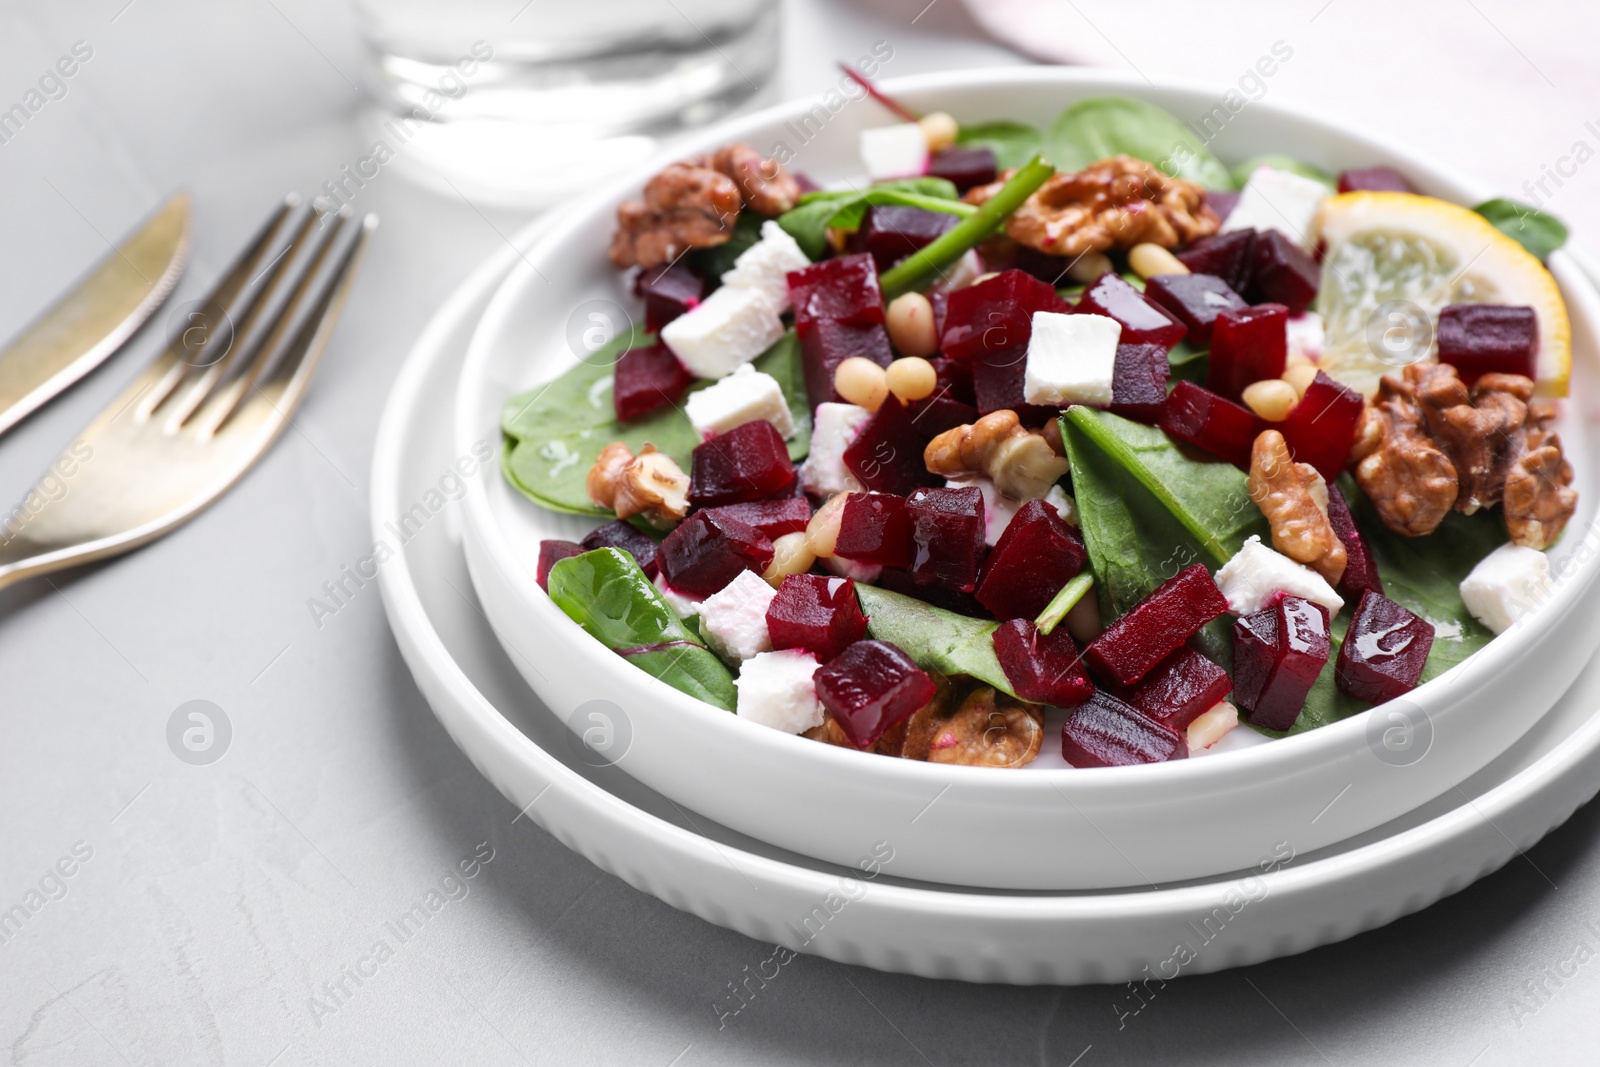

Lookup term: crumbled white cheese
[1286,311,1325,363]
[929,248,986,293]
[660,285,785,380]
[1221,165,1330,249]
[1023,311,1121,406]
[736,649,824,734]
[1214,535,1344,616]
[1460,543,1551,634]
[722,221,810,312]
[800,401,870,496]
[824,554,882,584]
[653,572,704,618]
[684,364,794,440]
[698,569,776,663]
[859,123,929,182]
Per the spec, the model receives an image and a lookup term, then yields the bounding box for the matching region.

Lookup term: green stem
[879,154,1055,298]
[1035,571,1094,636]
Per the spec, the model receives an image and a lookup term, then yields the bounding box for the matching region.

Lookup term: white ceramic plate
[385,225,1600,984]
[456,68,1600,890]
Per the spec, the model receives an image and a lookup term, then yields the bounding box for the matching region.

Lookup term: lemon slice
[1312,192,1570,397]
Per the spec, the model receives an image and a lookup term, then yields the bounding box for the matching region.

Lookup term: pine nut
[1067,251,1114,284]
[1128,243,1189,279]
[834,357,889,411]
[1242,378,1299,422]
[885,357,937,401]
[884,292,939,359]
[762,531,817,587]
[1283,363,1319,398]
[805,492,849,558]
[918,111,959,153]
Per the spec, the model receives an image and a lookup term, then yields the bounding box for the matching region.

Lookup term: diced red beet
[906,395,980,438]
[1335,590,1435,704]
[852,204,958,272]
[1111,647,1232,731]
[815,640,937,749]
[1075,272,1187,348]
[1337,166,1415,194]
[975,499,1086,618]
[1144,274,1248,348]
[940,269,1067,361]
[537,540,585,591]
[766,573,869,662]
[928,357,975,404]
[906,485,986,592]
[1084,564,1230,687]
[1233,596,1330,732]
[843,396,941,496]
[1160,380,1265,469]
[1437,304,1539,384]
[875,567,989,617]
[788,253,884,328]
[703,496,813,539]
[613,343,695,423]
[969,356,1060,425]
[634,260,706,332]
[688,419,796,506]
[1204,190,1241,226]
[1277,371,1364,482]
[1176,229,1255,293]
[1108,342,1171,423]
[834,492,913,567]
[1061,691,1187,767]
[1325,482,1383,601]
[581,520,661,579]
[657,509,774,596]
[1246,231,1320,315]
[1208,303,1288,399]
[993,618,1095,706]
[927,146,998,193]
[798,318,893,407]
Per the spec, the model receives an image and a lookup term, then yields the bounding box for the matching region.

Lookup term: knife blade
[0,191,191,438]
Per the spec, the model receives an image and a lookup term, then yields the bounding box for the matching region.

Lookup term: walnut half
[585,442,689,529]
[923,410,1070,500]
[1248,430,1346,586]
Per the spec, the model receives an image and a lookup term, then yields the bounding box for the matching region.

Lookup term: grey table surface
[4,1,1600,1064]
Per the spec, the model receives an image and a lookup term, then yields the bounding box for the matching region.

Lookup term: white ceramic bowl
[456,67,1600,891]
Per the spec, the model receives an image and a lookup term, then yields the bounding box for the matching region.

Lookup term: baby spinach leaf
[777,178,961,259]
[547,548,737,711]
[1228,154,1335,190]
[502,329,809,515]
[685,211,765,279]
[855,584,1019,699]
[1047,97,1232,191]
[955,120,1045,171]
[1473,198,1569,261]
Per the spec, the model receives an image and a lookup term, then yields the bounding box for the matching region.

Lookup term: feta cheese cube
[1214,535,1344,616]
[824,554,882,584]
[735,649,823,734]
[653,572,704,618]
[1045,484,1077,527]
[1460,543,1551,634]
[859,123,929,182]
[698,569,776,663]
[945,475,1076,544]
[1023,311,1121,406]
[722,221,809,312]
[800,401,870,496]
[930,248,986,294]
[1221,166,1330,249]
[684,364,794,440]
[1286,311,1325,363]
[660,285,784,380]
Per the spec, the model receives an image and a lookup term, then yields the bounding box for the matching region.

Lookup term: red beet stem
[837,62,921,123]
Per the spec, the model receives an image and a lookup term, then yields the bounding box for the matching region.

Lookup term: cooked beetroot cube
[1246,231,1320,315]
[927,146,998,193]
[688,419,796,506]
[613,343,694,422]
[975,499,1086,618]
[581,520,661,579]
[875,567,989,617]
[1204,189,1240,226]
[1325,482,1383,601]
[1233,595,1331,732]
[852,205,958,272]
[906,485,986,591]
[815,639,937,749]
[906,395,980,438]
[1437,304,1539,384]
[1108,342,1172,424]
[1337,166,1415,194]
[1111,647,1232,731]
[1160,381,1264,469]
[788,253,884,327]
[798,318,893,407]
[634,260,705,332]
[940,269,1066,360]
[1084,564,1230,687]
[767,573,869,661]
[993,618,1095,707]
[1208,303,1288,399]
[1176,229,1255,293]
[928,357,974,404]
[969,356,1059,425]
[843,396,941,496]
[1335,590,1435,704]
[537,540,585,591]
[1278,371,1364,482]
[834,492,913,567]
[1061,691,1186,767]
[1076,272,1187,348]
[1144,274,1247,347]
[658,509,774,596]
[702,496,813,539]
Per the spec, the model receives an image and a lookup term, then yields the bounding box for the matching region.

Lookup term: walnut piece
[964,155,1219,257]
[805,678,1044,768]
[1248,430,1347,586]
[1350,369,1461,537]
[705,143,801,217]
[1504,397,1577,549]
[923,410,1070,500]
[585,442,689,528]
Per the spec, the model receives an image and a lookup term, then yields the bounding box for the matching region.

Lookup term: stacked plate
[376,70,1600,983]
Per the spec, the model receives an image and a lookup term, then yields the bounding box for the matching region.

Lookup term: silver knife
[0,191,191,438]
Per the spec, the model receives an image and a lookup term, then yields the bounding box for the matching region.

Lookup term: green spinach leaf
[855,584,1019,699]
[1048,97,1232,190]
[1229,155,1335,190]
[955,120,1045,171]
[685,211,765,279]
[1473,198,1569,261]
[777,178,961,259]
[547,548,737,711]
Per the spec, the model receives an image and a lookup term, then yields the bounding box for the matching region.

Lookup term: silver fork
[0,197,377,591]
